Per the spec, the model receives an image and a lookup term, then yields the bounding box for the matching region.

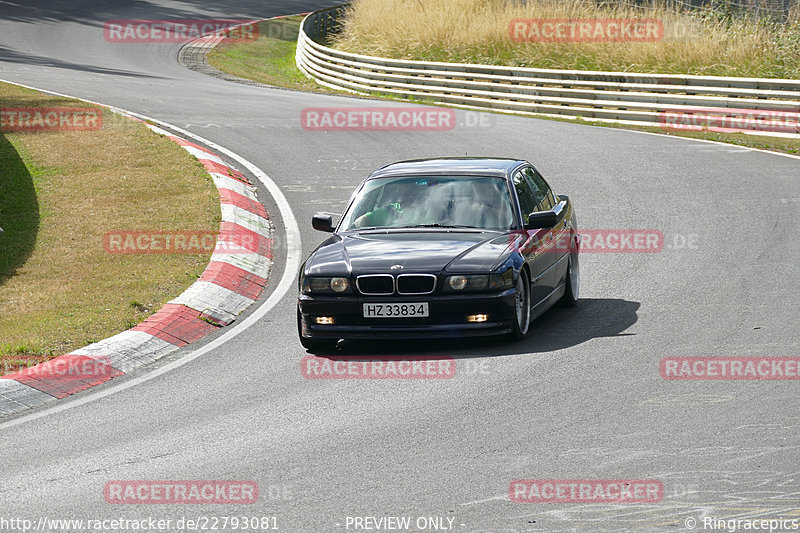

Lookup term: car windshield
[339,176,515,231]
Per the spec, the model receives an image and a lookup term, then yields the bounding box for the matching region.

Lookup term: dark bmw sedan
[297,158,579,351]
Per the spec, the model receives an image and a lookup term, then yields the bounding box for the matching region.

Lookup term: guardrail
[296,4,800,137]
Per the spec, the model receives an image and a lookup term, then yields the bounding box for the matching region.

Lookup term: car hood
[305,230,514,275]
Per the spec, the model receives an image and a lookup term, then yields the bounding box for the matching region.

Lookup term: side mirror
[312,213,334,232]
[525,211,558,229]
[524,200,567,229]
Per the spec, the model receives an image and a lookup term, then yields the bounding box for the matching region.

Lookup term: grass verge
[0,82,220,374]
[208,17,334,93]
[543,115,800,155]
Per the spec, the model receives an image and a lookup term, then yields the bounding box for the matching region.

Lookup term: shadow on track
[0,0,286,24]
[0,46,166,79]
[305,298,640,359]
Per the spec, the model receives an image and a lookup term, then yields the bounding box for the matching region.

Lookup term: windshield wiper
[402,223,481,229]
[350,224,483,231]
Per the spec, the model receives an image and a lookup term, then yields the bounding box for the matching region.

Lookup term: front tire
[559,253,579,307]
[508,269,531,340]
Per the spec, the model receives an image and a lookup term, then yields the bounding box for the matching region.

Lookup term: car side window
[512,171,538,224]
[522,167,554,211]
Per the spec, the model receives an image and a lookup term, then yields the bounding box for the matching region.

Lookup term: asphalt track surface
[1,1,800,531]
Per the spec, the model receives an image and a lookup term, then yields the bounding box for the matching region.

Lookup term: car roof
[368,158,527,179]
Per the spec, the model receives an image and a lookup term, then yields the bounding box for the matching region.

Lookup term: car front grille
[397,274,436,295]
[356,274,394,295]
[356,274,436,295]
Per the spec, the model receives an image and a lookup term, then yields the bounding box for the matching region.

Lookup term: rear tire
[508,269,531,340]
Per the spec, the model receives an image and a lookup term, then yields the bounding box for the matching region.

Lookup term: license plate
[363,302,429,318]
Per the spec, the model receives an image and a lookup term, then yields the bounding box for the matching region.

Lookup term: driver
[352,201,403,228]
[352,180,421,227]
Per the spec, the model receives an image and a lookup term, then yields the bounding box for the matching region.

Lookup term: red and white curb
[0,112,272,415]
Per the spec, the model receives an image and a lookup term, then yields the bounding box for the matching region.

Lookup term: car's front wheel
[297,309,338,353]
[508,269,531,340]
[559,253,579,307]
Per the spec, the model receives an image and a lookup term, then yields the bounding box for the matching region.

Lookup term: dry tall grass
[331,0,800,78]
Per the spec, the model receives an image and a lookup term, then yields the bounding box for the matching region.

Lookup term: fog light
[315,316,335,325]
[467,314,488,323]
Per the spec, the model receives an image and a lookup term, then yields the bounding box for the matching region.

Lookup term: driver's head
[388,179,422,206]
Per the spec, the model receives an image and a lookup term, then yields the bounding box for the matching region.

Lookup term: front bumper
[298,289,517,340]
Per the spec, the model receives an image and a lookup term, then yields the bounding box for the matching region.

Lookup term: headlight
[330,277,349,293]
[469,276,489,290]
[444,271,513,292]
[302,276,351,294]
[489,271,514,290]
[448,275,468,290]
